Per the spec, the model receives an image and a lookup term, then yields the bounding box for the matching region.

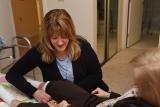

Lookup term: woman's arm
[5,47,41,97]
[76,40,102,92]
[48,100,70,107]
[91,87,110,98]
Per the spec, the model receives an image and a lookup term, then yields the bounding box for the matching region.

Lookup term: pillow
[0,73,37,105]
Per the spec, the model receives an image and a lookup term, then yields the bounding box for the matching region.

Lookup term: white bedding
[0,73,37,107]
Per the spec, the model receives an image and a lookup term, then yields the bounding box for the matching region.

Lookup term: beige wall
[42,0,97,50]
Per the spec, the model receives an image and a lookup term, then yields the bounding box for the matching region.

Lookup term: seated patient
[95,49,160,107]
[1,49,160,107]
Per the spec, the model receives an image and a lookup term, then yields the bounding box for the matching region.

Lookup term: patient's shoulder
[113,97,155,107]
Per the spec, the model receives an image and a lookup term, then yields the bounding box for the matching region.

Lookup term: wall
[117,0,129,51]
[42,0,97,50]
[0,0,16,70]
[0,0,16,45]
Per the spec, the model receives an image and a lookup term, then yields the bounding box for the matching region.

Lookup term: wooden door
[11,0,42,56]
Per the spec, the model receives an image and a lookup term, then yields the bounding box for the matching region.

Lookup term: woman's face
[50,35,69,54]
[133,67,140,84]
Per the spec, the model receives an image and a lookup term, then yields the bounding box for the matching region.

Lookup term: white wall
[0,0,16,69]
[42,0,97,50]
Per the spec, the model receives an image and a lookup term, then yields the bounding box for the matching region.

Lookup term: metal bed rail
[0,35,36,79]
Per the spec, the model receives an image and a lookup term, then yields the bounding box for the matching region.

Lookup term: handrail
[0,35,36,79]
[0,46,15,60]
[12,36,32,48]
[0,35,32,64]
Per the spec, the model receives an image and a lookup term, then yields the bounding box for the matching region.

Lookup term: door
[11,0,42,56]
[127,0,144,47]
[97,0,118,64]
[107,0,118,59]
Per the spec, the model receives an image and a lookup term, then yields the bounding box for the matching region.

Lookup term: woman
[9,49,160,107]
[5,9,108,103]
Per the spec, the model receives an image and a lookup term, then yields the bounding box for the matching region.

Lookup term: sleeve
[5,47,40,97]
[76,40,102,92]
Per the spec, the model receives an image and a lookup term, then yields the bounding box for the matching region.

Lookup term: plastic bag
[0,36,5,48]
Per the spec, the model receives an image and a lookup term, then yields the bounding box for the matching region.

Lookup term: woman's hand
[33,89,51,103]
[58,100,70,107]
[47,100,70,107]
[91,87,110,98]
[47,100,58,107]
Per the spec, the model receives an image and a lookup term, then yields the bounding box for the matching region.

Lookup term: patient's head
[130,49,160,107]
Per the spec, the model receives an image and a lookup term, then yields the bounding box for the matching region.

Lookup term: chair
[0,36,36,79]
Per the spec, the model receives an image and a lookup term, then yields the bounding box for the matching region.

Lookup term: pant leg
[17,103,49,107]
[46,81,106,107]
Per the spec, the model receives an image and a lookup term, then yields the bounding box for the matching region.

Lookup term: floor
[101,48,146,94]
[101,34,159,94]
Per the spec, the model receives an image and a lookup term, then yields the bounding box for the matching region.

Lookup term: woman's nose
[57,37,63,45]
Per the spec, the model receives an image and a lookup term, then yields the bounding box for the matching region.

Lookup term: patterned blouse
[96,87,138,107]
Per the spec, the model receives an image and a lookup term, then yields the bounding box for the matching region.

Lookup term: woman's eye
[52,37,57,39]
[51,36,58,39]
[62,36,67,39]
[61,34,68,38]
